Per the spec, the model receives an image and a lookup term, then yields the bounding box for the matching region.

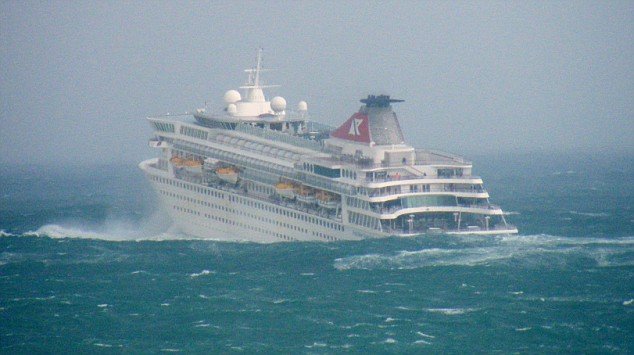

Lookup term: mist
[1,1,632,166]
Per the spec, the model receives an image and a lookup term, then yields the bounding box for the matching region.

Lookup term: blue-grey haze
[1,1,633,166]
[1,2,633,352]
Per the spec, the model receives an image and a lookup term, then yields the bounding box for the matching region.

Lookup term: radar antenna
[360,95,404,107]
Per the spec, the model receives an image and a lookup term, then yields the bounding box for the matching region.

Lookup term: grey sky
[1,1,632,166]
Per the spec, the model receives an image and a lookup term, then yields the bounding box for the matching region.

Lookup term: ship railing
[364,175,482,183]
[150,158,169,172]
[207,175,343,223]
[173,169,203,184]
[415,149,471,165]
[368,203,500,215]
[305,120,336,132]
[235,123,324,151]
[365,186,487,198]
[173,140,353,196]
[293,172,355,195]
[173,141,294,176]
[381,223,517,235]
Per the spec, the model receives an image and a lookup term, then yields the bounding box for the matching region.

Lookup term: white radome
[297,100,308,111]
[271,96,287,112]
[224,90,241,104]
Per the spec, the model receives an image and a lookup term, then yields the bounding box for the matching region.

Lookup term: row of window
[400,195,458,208]
[245,181,274,197]
[173,202,296,242]
[313,231,337,241]
[152,175,344,233]
[227,192,343,232]
[152,175,344,240]
[166,189,337,242]
[348,211,381,231]
[152,175,226,199]
[367,183,483,197]
[341,169,358,180]
[180,125,209,140]
[173,205,200,216]
[202,209,297,242]
[346,196,371,211]
[152,121,175,133]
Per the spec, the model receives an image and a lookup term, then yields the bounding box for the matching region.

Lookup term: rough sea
[1,153,633,353]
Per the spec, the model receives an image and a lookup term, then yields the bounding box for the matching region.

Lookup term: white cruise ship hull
[141,159,365,242]
[140,159,517,242]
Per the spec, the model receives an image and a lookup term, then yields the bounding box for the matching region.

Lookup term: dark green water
[1,153,633,353]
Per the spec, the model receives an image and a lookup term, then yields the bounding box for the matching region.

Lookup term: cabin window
[401,195,457,208]
[437,168,463,178]
[313,165,341,178]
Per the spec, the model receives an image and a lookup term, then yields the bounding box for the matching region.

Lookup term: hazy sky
[1,1,632,166]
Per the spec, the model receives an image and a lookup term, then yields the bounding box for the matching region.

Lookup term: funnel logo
[331,112,371,143]
[349,118,363,136]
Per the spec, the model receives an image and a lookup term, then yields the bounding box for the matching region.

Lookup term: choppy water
[1,153,633,353]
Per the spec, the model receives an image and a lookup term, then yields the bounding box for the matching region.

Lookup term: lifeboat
[182,159,201,167]
[170,156,184,166]
[275,182,295,199]
[216,167,239,184]
[295,185,316,204]
[316,190,339,209]
[182,159,202,172]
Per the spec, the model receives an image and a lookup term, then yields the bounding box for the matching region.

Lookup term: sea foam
[23,222,187,242]
[333,234,634,270]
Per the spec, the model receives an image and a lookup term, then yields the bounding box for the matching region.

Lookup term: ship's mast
[240,48,275,103]
[253,48,262,87]
[243,48,264,88]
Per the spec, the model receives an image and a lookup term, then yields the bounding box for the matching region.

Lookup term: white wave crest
[13,208,200,241]
[334,234,634,270]
[0,230,15,237]
[22,221,187,242]
[334,247,517,270]
[569,211,610,217]
[189,270,215,278]
[413,339,432,345]
[425,308,478,315]
[416,331,435,338]
[496,234,634,246]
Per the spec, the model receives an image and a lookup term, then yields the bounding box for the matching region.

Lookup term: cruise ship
[139,51,518,242]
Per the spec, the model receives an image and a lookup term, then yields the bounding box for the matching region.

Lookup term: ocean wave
[424,308,478,315]
[416,331,435,338]
[21,223,190,242]
[0,229,15,237]
[189,269,215,278]
[413,339,432,345]
[334,234,634,270]
[497,234,634,247]
[569,211,610,217]
[334,247,518,270]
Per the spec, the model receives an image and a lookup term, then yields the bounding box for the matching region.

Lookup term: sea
[1,152,633,353]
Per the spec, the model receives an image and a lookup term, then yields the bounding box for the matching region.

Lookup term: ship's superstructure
[139,50,517,242]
